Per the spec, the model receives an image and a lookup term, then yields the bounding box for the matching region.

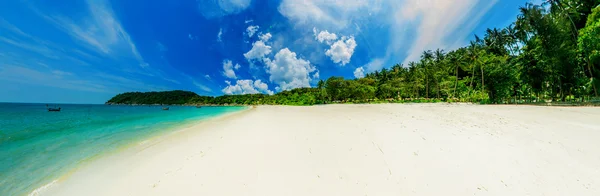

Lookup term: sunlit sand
[44,104,600,196]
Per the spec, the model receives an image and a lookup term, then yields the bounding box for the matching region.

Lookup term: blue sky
[0,0,530,103]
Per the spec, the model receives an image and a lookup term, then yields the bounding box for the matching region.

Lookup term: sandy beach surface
[42,104,600,196]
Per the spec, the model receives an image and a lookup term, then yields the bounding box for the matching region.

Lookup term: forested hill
[105,89,325,106]
[106,90,210,105]
[108,1,600,106]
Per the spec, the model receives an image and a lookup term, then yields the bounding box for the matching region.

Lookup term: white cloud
[41,0,147,67]
[0,37,59,59]
[222,79,273,95]
[278,0,497,68]
[205,74,211,80]
[392,0,499,64]
[246,25,259,37]
[198,0,252,19]
[325,36,357,66]
[264,48,317,91]
[312,28,357,66]
[222,60,240,79]
[193,81,212,92]
[278,0,379,29]
[183,74,212,93]
[243,40,272,61]
[217,28,223,42]
[253,80,274,95]
[188,34,198,40]
[245,19,254,24]
[364,58,384,72]
[259,33,272,42]
[353,67,365,79]
[313,28,338,45]
[312,70,320,79]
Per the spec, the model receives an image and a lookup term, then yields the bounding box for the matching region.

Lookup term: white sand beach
[43,104,600,196]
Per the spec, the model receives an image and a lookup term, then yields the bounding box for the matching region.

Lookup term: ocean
[0,103,245,196]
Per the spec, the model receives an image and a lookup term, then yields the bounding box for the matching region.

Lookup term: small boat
[162,107,169,110]
[46,104,61,112]
[47,107,61,112]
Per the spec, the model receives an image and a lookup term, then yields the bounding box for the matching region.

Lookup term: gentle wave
[28,180,57,196]
[0,104,246,196]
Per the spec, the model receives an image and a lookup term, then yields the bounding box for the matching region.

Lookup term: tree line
[108,1,600,106]
[325,1,600,104]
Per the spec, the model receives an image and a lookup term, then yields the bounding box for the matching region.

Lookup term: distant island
[106,89,323,106]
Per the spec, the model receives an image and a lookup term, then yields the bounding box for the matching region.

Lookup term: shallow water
[0,103,244,196]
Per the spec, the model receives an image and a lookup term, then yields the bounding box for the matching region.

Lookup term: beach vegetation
[108,1,600,106]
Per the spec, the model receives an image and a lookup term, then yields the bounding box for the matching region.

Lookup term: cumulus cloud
[353,67,365,79]
[222,79,273,95]
[312,28,357,66]
[364,58,384,72]
[278,0,497,68]
[222,59,241,79]
[252,80,273,95]
[259,33,272,42]
[244,40,272,61]
[198,0,252,19]
[312,70,320,79]
[325,36,357,66]
[313,28,338,45]
[264,48,317,91]
[246,25,259,37]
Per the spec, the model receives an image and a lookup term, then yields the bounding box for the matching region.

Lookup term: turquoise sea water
[0,103,245,196]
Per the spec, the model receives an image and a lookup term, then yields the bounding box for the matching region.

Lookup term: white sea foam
[138,139,150,145]
[28,179,58,196]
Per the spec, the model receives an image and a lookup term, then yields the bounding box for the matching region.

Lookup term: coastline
[40,104,600,196]
[28,106,252,196]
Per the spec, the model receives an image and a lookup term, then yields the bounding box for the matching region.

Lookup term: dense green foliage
[320,0,600,104]
[107,89,323,106]
[108,1,600,106]
[106,90,207,105]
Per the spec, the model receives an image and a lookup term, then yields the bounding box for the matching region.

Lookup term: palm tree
[467,41,480,96]
[448,51,465,98]
[317,80,325,89]
[543,0,578,40]
[408,62,420,98]
[421,50,434,98]
[433,49,446,98]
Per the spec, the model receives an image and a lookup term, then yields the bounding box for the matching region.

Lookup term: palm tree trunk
[436,76,440,99]
[453,65,458,98]
[481,64,485,92]
[426,75,429,98]
[469,63,475,96]
[588,60,598,97]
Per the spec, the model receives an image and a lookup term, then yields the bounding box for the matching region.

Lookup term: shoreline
[41,104,600,195]
[104,101,600,107]
[29,106,252,196]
